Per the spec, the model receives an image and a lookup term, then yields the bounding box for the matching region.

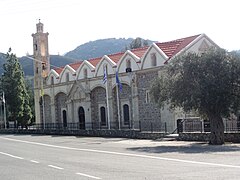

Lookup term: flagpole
[103,67,111,130]
[105,77,111,130]
[116,79,121,130]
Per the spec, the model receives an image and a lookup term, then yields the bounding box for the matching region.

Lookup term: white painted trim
[141,43,168,69]
[94,55,117,77]
[116,50,141,72]
[75,60,95,79]
[58,65,76,83]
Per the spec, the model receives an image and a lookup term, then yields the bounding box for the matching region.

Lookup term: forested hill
[0,53,76,76]
[0,37,155,76]
[64,38,134,59]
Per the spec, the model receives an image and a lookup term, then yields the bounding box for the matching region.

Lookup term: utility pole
[3,92,7,129]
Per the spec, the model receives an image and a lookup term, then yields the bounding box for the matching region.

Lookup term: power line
[25,55,62,69]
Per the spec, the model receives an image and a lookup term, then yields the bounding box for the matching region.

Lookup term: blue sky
[0,0,239,56]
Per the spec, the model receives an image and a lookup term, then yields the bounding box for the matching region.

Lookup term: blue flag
[116,71,122,92]
[103,67,107,84]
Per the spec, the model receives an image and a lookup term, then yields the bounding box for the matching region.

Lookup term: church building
[32,21,218,132]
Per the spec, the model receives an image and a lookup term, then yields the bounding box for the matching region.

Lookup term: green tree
[1,48,33,127]
[25,80,35,125]
[130,37,142,49]
[125,38,150,50]
[150,48,240,145]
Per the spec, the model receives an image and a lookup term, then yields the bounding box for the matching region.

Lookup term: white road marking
[1,136,240,169]
[0,151,24,160]
[48,165,63,170]
[76,172,102,179]
[30,160,39,164]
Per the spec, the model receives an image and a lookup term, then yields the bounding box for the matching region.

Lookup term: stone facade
[178,133,240,143]
[137,69,161,121]
[32,22,218,132]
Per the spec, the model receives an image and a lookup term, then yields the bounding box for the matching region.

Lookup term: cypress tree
[1,48,33,127]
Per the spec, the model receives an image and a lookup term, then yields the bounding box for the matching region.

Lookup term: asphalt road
[0,134,240,180]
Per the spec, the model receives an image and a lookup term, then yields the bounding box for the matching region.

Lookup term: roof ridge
[156,34,201,44]
[107,51,125,57]
[68,60,83,65]
[131,46,149,51]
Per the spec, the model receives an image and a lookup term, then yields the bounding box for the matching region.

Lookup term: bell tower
[32,20,50,124]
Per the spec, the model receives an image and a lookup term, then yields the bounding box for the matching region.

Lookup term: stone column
[108,78,114,129]
[50,102,55,124]
[132,73,139,129]
[66,99,72,123]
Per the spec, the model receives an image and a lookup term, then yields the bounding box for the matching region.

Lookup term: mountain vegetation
[0,53,76,76]
[127,37,150,50]
[64,38,134,59]
[0,38,154,76]
[64,38,154,60]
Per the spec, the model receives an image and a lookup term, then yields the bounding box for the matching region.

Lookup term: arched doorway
[78,107,85,130]
[100,106,106,126]
[55,92,67,124]
[90,86,106,129]
[123,104,130,126]
[62,110,67,128]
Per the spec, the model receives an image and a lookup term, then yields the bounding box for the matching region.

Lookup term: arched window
[34,44,38,51]
[100,106,106,126]
[151,53,157,67]
[123,104,130,125]
[51,76,54,85]
[126,59,131,69]
[84,68,88,79]
[78,107,85,130]
[62,110,67,128]
[66,72,69,82]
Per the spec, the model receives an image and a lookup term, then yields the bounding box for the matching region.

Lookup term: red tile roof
[156,34,201,58]
[69,61,82,70]
[88,57,102,67]
[131,46,149,58]
[53,34,201,74]
[54,67,64,74]
[107,52,125,63]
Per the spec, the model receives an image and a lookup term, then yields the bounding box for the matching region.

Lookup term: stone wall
[43,95,52,123]
[0,129,165,140]
[55,92,67,123]
[90,87,106,128]
[137,69,162,130]
[178,133,240,143]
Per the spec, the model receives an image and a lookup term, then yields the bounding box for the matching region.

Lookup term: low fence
[178,119,240,133]
[8,121,168,133]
